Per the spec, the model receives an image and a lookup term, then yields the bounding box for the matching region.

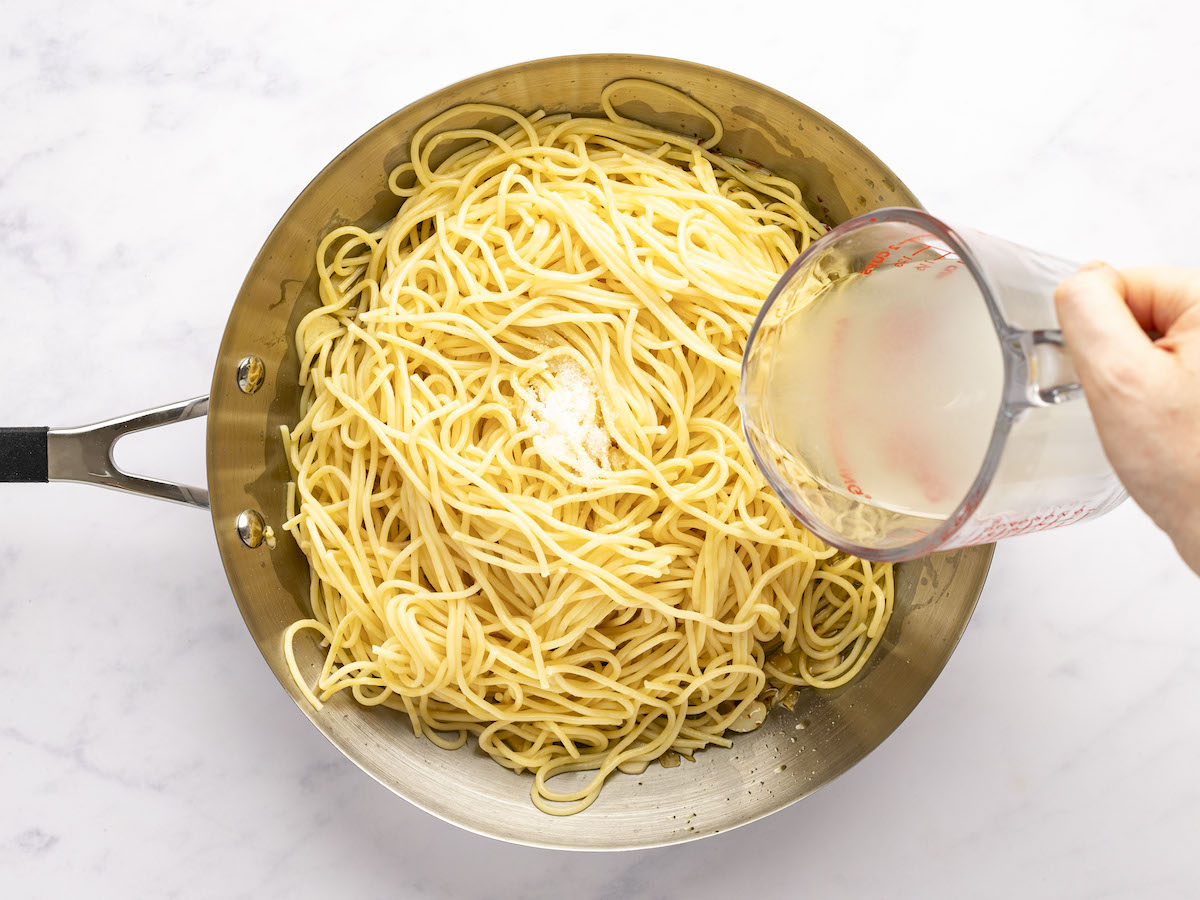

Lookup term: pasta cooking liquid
[751,265,1005,520]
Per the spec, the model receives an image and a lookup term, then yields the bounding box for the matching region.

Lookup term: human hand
[1054,264,1200,575]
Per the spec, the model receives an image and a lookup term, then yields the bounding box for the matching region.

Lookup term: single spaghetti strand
[282,81,894,815]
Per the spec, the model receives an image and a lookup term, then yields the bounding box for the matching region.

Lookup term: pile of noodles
[282,81,893,814]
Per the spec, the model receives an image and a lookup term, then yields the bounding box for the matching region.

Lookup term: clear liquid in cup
[749,262,1004,522]
[742,210,1129,558]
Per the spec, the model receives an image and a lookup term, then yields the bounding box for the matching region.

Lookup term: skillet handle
[0,397,211,509]
[0,427,49,482]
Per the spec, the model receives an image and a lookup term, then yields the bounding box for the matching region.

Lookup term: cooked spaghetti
[281,80,894,814]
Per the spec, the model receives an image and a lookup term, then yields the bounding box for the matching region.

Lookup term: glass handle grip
[1028,329,1083,406]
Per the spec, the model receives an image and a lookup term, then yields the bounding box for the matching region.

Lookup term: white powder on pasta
[521,358,612,477]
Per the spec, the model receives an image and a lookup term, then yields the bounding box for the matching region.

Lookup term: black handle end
[0,427,49,482]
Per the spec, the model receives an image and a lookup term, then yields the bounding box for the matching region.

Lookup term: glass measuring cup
[739,207,1127,562]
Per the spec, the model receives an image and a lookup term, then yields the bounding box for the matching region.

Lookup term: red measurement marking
[862,233,962,276]
[827,316,870,500]
[912,250,952,269]
[949,502,1098,545]
[861,249,890,275]
[886,233,938,251]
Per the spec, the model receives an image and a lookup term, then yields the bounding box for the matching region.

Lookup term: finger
[1116,265,1200,336]
[1053,262,1156,372]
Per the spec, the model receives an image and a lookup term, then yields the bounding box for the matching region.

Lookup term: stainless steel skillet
[0,54,991,850]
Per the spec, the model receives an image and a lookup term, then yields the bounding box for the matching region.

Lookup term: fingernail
[1078,259,1110,272]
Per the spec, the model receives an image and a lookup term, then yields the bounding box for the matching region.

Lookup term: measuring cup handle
[1024,329,1084,406]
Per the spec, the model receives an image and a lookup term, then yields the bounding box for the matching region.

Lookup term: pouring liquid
[755,264,1005,521]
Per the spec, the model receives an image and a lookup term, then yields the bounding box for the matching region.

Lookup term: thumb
[1053,262,1158,383]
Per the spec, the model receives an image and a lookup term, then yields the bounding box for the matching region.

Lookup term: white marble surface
[2,1,1198,896]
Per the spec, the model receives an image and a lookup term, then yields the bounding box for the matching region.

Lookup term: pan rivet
[236,509,267,548]
[236,356,266,394]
